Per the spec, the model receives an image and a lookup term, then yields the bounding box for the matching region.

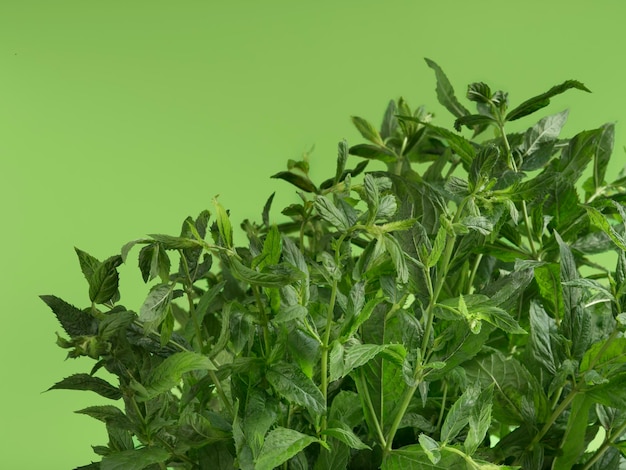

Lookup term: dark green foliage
[43,59,626,469]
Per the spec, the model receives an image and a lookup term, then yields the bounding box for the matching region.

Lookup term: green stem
[443,445,481,470]
[528,388,578,450]
[359,371,387,448]
[319,232,347,437]
[385,200,467,454]
[581,419,626,470]
[436,380,448,433]
[252,285,271,356]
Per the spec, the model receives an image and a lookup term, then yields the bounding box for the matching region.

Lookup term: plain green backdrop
[2,1,625,467]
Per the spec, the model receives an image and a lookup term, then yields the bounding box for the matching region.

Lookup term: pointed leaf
[266,362,326,416]
[424,58,470,119]
[100,446,170,470]
[40,295,97,337]
[506,80,590,122]
[134,351,215,402]
[47,373,122,400]
[255,427,322,470]
[89,255,122,304]
[271,170,318,193]
[351,116,384,145]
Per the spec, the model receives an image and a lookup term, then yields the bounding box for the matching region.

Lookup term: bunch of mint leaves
[43,59,626,470]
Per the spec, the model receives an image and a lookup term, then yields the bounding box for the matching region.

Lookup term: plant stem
[528,388,578,450]
[359,371,387,448]
[319,232,346,437]
[436,380,448,433]
[252,285,271,356]
[581,419,626,470]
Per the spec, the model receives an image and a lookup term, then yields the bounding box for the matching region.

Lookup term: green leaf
[467,82,492,103]
[134,351,215,402]
[271,170,318,193]
[519,110,569,164]
[75,247,101,284]
[75,405,129,426]
[99,310,135,340]
[590,123,615,193]
[343,344,389,379]
[213,196,233,248]
[528,302,556,374]
[334,139,349,185]
[382,445,465,470]
[138,243,170,283]
[229,258,305,288]
[323,422,371,450]
[315,195,350,231]
[147,233,199,249]
[424,58,470,119]
[40,295,97,337]
[89,255,122,304]
[351,115,384,146]
[381,99,398,140]
[465,385,494,455]
[383,233,409,284]
[454,113,497,133]
[255,427,322,470]
[506,80,590,122]
[398,118,475,165]
[100,446,170,470]
[419,433,441,464]
[580,337,626,375]
[552,394,594,470]
[428,224,448,268]
[349,143,397,163]
[584,204,626,251]
[266,362,326,416]
[441,382,480,443]
[47,373,122,400]
[139,283,172,326]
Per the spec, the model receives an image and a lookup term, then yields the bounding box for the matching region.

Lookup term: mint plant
[43,59,626,469]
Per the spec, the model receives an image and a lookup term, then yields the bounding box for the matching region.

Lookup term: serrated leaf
[383,233,409,284]
[398,117,475,165]
[584,205,626,251]
[528,302,556,374]
[351,116,384,145]
[315,195,350,231]
[213,196,233,248]
[100,446,170,470]
[47,373,122,400]
[465,385,493,455]
[335,139,349,185]
[75,247,101,284]
[424,58,470,119]
[89,255,122,304]
[139,283,172,325]
[230,258,305,288]
[506,80,590,122]
[381,99,398,140]
[40,295,97,337]
[519,110,569,163]
[382,445,465,469]
[441,383,480,443]
[552,394,593,470]
[343,344,389,379]
[255,427,322,470]
[454,114,497,132]
[418,433,441,464]
[266,362,326,416]
[138,243,170,283]
[134,351,215,402]
[323,423,370,450]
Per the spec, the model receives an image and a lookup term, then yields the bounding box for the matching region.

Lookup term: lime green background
[1,1,625,467]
